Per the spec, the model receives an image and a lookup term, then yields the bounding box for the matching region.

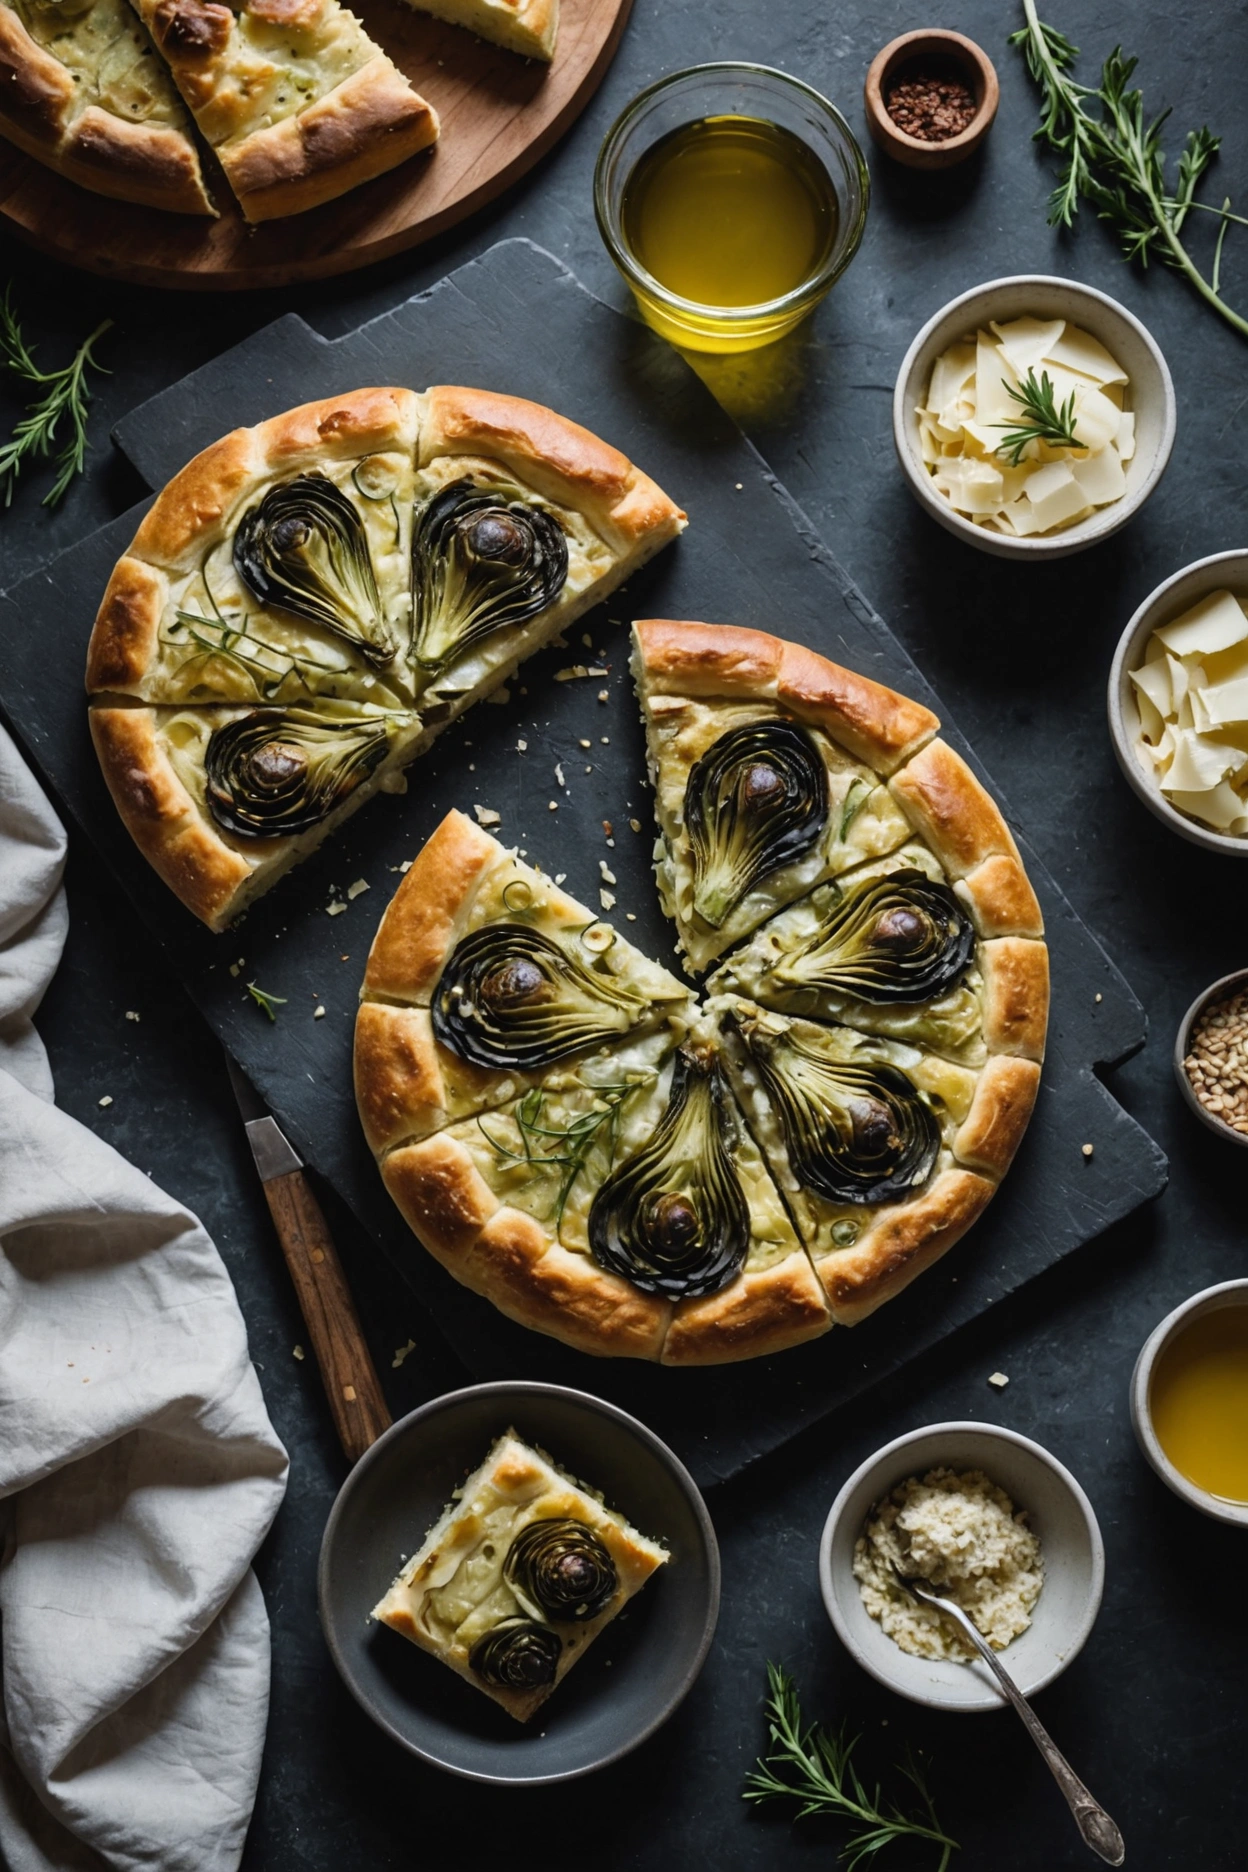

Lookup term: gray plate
[317,1381,720,1782]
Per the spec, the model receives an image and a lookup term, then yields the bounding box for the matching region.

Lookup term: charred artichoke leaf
[587,1044,750,1298]
[468,1616,561,1690]
[686,721,829,929]
[737,1015,940,1206]
[204,706,397,841]
[233,473,396,669]
[503,1518,618,1623]
[411,477,568,675]
[774,869,975,1004]
[431,923,653,1072]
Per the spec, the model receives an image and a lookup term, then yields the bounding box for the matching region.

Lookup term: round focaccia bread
[85,386,685,931]
[0,0,214,213]
[128,0,439,223]
[398,0,558,62]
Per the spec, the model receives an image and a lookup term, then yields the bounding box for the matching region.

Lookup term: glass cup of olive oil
[595,63,869,354]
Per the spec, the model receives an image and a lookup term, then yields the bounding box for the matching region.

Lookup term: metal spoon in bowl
[888,1562,1125,1866]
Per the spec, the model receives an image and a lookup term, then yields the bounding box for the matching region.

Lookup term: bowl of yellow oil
[594,64,869,354]
[1132,1280,1248,1526]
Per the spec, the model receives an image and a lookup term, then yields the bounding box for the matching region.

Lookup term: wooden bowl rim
[864,28,1000,156]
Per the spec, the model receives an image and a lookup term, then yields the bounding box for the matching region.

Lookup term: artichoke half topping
[685,721,829,929]
[468,1616,561,1691]
[431,924,652,1072]
[774,870,976,1004]
[504,1518,618,1623]
[737,1017,941,1207]
[204,707,394,840]
[233,473,397,669]
[587,1045,750,1299]
[411,477,568,675]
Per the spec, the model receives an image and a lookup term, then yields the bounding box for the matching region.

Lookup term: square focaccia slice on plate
[373,1431,666,1723]
[712,995,1040,1325]
[407,388,685,731]
[0,0,215,213]
[89,699,418,932]
[355,810,693,1157]
[131,0,439,222]
[398,0,557,61]
[377,1031,830,1365]
[631,620,937,972]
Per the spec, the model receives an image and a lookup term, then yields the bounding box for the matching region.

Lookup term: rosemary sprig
[246,982,287,1021]
[743,1663,958,1871]
[478,1078,642,1238]
[1011,1,1248,339]
[0,286,112,507]
[992,366,1082,466]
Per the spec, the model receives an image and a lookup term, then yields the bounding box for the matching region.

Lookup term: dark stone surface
[0,238,1167,1485]
[3,1,1247,1866]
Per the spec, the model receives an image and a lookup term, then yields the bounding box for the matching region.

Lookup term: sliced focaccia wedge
[373,1431,666,1722]
[712,995,1040,1324]
[130,0,439,222]
[631,620,935,972]
[86,388,685,929]
[355,810,692,1154]
[377,1033,829,1364]
[399,0,557,62]
[0,0,215,212]
[710,840,1044,1065]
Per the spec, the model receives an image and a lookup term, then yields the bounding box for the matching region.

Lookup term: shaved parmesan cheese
[1130,681,1165,745]
[1115,410,1136,461]
[1167,780,1248,832]
[990,316,1066,378]
[1023,460,1088,531]
[1044,325,1129,387]
[1200,675,1248,726]
[975,331,1022,425]
[1067,381,1121,452]
[1071,446,1127,505]
[928,341,976,413]
[1156,589,1248,658]
[934,457,1003,514]
[1165,652,1189,710]
[1130,657,1172,720]
[1162,731,1243,794]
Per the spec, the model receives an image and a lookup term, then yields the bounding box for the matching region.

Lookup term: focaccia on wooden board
[0,0,215,212]
[400,0,558,62]
[85,385,686,930]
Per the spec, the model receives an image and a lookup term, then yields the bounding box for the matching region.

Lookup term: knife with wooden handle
[225,1051,392,1463]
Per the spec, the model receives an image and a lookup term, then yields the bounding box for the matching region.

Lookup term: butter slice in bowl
[1129,588,1248,837]
[373,1431,667,1722]
[918,316,1132,537]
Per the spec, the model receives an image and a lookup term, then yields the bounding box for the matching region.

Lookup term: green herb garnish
[838,779,869,843]
[0,286,112,507]
[992,367,1082,465]
[246,982,288,1021]
[744,1663,958,1870]
[1011,1,1248,339]
[478,1078,644,1239]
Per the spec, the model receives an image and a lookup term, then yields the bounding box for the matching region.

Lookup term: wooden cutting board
[0,0,630,290]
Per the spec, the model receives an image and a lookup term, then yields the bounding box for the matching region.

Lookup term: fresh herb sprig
[744,1663,958,1871]
[0,287,112,507]
[992,366,1082,466]
[478,1078,642,1238]
[1011,0,1248,339]
[247,982,288,1021]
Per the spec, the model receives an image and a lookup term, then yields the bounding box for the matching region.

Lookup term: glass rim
[593,61,871,325]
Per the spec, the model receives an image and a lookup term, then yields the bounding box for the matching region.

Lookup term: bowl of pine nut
[1174,969,1248,1146]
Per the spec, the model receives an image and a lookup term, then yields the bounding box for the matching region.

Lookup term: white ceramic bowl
[1172,968,1248,1147]
[893,274,1176,559]
[819,1422,1105,1712]
[1131,1280,1248,1527]
[1108,549,1248,855]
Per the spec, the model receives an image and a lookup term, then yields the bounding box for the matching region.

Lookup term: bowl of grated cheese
[819,1422,1105,1711]
[894,274,1175,559]
[1109,551,1248,852]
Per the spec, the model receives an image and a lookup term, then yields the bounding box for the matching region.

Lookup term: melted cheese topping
[1130,587,1248,836]
[919,316,1132,537]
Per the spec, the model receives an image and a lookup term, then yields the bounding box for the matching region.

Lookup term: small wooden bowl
[864,29,999,170]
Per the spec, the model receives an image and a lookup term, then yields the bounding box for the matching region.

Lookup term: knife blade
[225,1049,392,1463]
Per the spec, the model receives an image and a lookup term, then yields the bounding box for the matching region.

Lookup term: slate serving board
[0,239,1167,1487]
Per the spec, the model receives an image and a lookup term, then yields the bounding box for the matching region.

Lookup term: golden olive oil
[1150,1308,1248,1502]
[620,115,838,348]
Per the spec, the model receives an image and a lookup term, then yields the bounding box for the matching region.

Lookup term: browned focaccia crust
[817,1168,995,1326]
[131,0,438,222]
[398,0,558,64]
[0,0,214,212]
[87,389,685,931]
[632,618,939,774]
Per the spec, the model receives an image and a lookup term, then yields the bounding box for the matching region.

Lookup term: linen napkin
[0,720,289,1872]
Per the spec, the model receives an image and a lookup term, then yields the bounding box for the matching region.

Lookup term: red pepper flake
[885,63,977,142]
